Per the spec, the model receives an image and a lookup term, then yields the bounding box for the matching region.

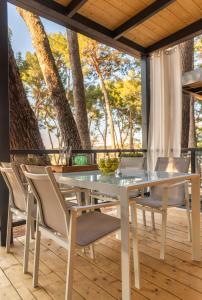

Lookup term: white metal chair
[130,157,191,259]
[0,162,36,274]
[22,165,140,299]
[24,164,96,259]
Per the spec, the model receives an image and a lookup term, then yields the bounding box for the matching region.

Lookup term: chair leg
[186,199,192,242]
[116,206,121,239]
[89,244,95,260]
[65,211,76,300]
[142,210,146,226]
[151,211,155,230]
[6,209,12,253]
[85,190,95,259]
[23,202,32,274]
[33,223,41,288]
[30,218,35,240]
[130,204,140,289]
[160,211,167,260]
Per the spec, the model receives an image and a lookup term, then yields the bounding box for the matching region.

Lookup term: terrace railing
[9,147,202,174]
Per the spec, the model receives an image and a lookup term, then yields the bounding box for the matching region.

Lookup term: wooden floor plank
[0,268,21,300]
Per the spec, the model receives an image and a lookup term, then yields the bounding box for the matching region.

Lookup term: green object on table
[74,154,88,166]
[98,157,119,175]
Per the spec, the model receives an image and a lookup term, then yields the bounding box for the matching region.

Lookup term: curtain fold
[148,46,182,171]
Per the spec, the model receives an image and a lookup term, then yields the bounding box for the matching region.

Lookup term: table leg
[191,175,201,261]
[116,206,121,240]
[119,188,131,300]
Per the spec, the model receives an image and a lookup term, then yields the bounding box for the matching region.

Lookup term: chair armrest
[70,200,120,212]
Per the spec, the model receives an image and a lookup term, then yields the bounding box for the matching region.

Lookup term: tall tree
[9,41,45,150]
[180,39,194,148]
[17,8,82,149]
[67,30,91,149]
[81,39,117,148]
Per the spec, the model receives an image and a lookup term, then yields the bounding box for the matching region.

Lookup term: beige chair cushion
[76,211,120,246]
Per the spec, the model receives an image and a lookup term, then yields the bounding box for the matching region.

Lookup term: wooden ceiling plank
[112,0,175,39]
[65,0,88,17]
[177,0,202,19]
[102,0,154,19]
[147,18,202,53]
[79,0,132,30]
[193,0,202,10]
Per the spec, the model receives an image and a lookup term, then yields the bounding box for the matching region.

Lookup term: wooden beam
[112,0,174,39]
[147,19,202,53]
[0,0,10,246]
[65,0,87,17]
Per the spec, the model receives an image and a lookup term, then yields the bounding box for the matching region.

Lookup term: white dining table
[55,169,201,300]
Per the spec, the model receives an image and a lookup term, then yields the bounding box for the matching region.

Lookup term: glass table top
[56,169,190,187]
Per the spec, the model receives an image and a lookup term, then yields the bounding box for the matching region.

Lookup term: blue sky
[8,3,66,56]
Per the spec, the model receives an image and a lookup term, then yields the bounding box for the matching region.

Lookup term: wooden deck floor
[1,208,202,300]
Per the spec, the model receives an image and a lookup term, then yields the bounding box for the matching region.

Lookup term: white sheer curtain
[148,46,182,171]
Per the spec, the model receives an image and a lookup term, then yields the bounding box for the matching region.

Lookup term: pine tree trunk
[188,96,197,148]
[96,69,116,149]
[67,29,91,149]
[17,8,82,149]
[9,42,45,151]
[180,39,194,148]
[129,111,134,149]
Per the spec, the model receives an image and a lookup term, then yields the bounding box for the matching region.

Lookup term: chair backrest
[22,165,71,237]
[0,162,27,211]
[119,156,145,170]
[151,157,190,203]
[25,165,47,174]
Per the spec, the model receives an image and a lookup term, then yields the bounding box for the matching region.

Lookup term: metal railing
[10,147,202,174]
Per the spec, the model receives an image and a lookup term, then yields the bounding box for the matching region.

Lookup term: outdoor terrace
[1,1,202,300]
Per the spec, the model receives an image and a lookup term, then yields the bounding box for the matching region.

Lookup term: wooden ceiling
[9,0,202,57]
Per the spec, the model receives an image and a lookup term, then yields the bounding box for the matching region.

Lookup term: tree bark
[95,67,116,149]
[129,111,134,149]
[17,8,82,149]
[67,29,91,149]
[180,39,194,148]
[9,41,45,151]
[188,96,197,148]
